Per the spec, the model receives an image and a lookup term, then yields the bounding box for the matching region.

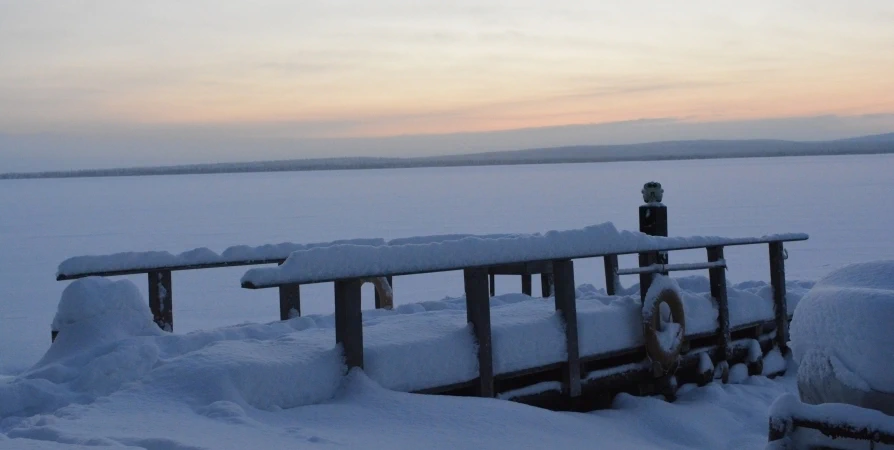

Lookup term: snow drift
[789,260,894,414]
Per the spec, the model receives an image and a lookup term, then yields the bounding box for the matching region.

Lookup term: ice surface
[789,260,894,394]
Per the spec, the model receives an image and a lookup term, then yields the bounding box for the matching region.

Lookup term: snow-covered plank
[241,222,807,287]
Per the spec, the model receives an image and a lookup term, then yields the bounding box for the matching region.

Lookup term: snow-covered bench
[241,222,808,399]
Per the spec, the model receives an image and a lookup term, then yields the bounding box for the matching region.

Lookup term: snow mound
[49,277,163,351]
[790,260,894,397]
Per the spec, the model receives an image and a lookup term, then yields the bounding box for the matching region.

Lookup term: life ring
[643,288,686,372]
[362,277,393,310]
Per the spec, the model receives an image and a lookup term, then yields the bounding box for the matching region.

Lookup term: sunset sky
[2,0,893,170]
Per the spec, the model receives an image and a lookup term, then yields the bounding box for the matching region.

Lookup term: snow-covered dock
[51,219,808,410]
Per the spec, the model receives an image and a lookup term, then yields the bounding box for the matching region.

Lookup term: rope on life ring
[642,286,686,374]
[362,277,393,310]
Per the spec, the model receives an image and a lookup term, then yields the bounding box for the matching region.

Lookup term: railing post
[278,284,301,320]
[707,246,730,382]
[374,275,393,309]
[638,251,658,302]
[603,254,619,296]
[464,267,494,398]
[277,260,301,319]
[489,273,496,297]
[552,259,581,399]
[521,273,533,296]
[148,270,173,332]
[769,242,789,354]
[334,279,364,370]
[540,273,554,298]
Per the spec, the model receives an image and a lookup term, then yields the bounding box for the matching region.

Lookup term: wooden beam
[769,242,789,353]
[489,273,496,297]
[603,254,619,296]
[334,279,364,369]
[464,268,494,397]
[552,259,581,398]
[707,246,730,379]
[148,270,173,332]
[521,274,533,296]
[278,284,301,320]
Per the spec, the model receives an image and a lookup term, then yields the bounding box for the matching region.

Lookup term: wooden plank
[603,254,619,296]
[617,260,726,276]
[278,284,301,320]
[374,275,393,309]
[769,242,789,353]
[521,274,532,296]
[334,279,364,369]
[464,268,494,398]
[552,259,581,398]
[148,270,173,332]
[707,246,730,375]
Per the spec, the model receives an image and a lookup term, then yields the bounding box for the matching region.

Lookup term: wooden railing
[241,233,807,401]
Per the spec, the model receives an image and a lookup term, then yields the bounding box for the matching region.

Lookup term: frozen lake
[1,153,892,374]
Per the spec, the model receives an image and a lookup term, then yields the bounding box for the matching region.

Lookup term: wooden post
[521,274,533,296]
[278,284,301,320]
[464,268,494,398]
[769,242,789,354]
[707,246,730,379]
[334,279,364,370]
[639,182,668,298]
[148,270,173,332]
[374,275,393,309]
[540,273,554,298]
[489,273,496,297]
[603,254,619,296]
[552,259,581,398]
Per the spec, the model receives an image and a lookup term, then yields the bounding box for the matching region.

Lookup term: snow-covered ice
[2,155,892,448]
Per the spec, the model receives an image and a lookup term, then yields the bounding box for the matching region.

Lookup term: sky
[1,0,894,171]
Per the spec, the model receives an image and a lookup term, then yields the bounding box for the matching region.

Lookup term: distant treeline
[3,136,893,180]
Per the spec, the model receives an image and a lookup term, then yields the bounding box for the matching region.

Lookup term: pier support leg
[465,268,494,398]
[707,246,730,382]
[769,242,789,354]
[553,259,581,399]
[279,284,301,320]
[335,279,364,370]
[521,274,532,296]
[148,270,173,332]
[603,254,619,296]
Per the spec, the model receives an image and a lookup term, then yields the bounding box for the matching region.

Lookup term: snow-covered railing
[240,222,807,400]
[240,223,806,286]
[767,394,894,449]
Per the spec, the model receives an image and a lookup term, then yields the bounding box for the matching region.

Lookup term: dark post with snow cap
[638,182,668,300]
